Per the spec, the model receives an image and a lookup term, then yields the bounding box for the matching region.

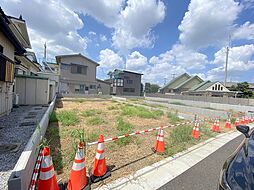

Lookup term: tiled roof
[173,75,203,90]
[161,73,190,90]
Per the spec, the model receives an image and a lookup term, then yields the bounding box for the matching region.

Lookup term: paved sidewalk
[96,126,253,190]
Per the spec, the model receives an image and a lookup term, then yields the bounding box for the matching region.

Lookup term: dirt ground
[45,98,235,189]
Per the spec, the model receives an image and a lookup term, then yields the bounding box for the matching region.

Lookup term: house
[96,79,110,95]
[0,7,25,115]
[182,81,234,97]
[160,73,203,94]
[56,53,99,94]
[107,69,143,96]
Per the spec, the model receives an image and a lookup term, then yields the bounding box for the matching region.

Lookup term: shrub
[57,110,79,126]
[169,101,186,106]
[170,125,193,144]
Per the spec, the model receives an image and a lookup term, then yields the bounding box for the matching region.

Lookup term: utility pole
[224,35,231,86]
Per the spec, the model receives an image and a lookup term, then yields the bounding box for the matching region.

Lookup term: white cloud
[62,0,124,27]
[233,21,254,40]
[98,48,124,69]
[89,31,96,36]
[112,0,166,53]
[207,44,254,80]
[2,0,87,59]
[178,0,241,49]
[126,51,148,71]
[149,44,208,70]
[100,35,107,42]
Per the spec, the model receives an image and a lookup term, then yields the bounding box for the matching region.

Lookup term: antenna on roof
[224,35,231,86]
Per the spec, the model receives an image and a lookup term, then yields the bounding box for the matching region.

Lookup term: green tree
[145,83,160,93]
[230,82,253,98]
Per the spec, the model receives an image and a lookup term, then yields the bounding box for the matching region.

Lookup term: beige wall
[0,31,15,61]
[206,82,230,92]
[59,55,98,94]
[0,81,13,116]
[60,56,97,82]
[16,77,49,105]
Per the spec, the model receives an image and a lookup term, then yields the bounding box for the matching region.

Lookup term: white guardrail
[8,97,56,190]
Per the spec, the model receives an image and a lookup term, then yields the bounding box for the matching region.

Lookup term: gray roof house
[160,73,203,94]
[56,53,99,95]
[107,69,143,96]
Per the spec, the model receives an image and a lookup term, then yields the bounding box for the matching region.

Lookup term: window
[113,78,123,87]
[0,45,3,53]
[221,87,223,91]
[215,84,217,90]
[123,88,135,92]
[218,84,221,91]
[80,85,85,92]
[126,79,133,84]
[60,63,69,70]
[71,64,87,74]
[90,85,96,89]
[212,86,214,90]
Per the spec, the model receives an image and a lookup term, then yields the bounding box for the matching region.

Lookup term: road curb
[96,126,253,190]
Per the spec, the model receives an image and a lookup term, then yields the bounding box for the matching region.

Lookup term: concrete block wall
[8,97,56,190]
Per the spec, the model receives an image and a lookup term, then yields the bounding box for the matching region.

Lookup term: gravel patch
[0,106,47,190]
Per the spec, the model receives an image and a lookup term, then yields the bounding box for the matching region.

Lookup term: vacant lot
[45,98,232,188]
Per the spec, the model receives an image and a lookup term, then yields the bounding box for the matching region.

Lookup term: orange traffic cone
[192,121,200,139]
[212,119,217,132]
[240,117,245,124]
[90,135,111,183]
[235,118,240,127]
[38,147,59,190]
[225,118,231,129]
[212,118,220,132]
[245,116,249,124]
[153,127,165,153]
[67,143,89,190]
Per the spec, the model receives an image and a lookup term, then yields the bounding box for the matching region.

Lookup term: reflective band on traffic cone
[245,116,249,124]
[153,127,165,153]
[92,135,106,177]
[250,117,254,123]
[216,118,221,132]
[67,143,87,190]
[225,119,231,129]
[235,118,240,127]
[212,119,217,132]
[38,147,59,190]
[240,117,245,124]
[193,121,200,139]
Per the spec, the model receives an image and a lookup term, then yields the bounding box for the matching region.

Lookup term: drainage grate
[20,121,36,126]
[28,112,37,116]
[0,143,21,154]
[34,107,43,110]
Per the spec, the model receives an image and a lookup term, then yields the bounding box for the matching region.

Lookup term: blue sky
[2,0,254,86]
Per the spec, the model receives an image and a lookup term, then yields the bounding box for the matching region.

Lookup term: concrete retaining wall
[8,97,56,190]
[144,100,228,119]
[145,97,254,113]
[146,93,254,106]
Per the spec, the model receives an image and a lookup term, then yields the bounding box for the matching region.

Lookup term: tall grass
[115,117,134,146]
[81,109,103,117]
[121,105,164,119]
[53,110,79,126]
[86,116,105,125]
[167,112,181,124]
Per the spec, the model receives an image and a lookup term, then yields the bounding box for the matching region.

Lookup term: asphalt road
[158,135,244,190]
